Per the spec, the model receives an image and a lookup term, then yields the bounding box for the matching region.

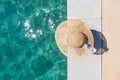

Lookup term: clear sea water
[0,0,67,80]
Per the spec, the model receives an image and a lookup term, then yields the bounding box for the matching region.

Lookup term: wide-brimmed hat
[55,19,94,59]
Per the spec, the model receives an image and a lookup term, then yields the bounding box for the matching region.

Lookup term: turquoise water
[0,0,67,80]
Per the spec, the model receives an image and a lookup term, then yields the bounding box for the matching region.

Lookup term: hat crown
[68,31,87,48]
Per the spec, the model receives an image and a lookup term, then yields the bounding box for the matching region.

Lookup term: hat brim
[55,19,94,59]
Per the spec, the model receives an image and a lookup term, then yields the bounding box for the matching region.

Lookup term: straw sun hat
[55,19,94,59]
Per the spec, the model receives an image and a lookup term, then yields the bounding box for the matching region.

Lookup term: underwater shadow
[91,30,109,55]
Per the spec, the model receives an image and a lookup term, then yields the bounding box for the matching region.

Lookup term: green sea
[0,0,67,80]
